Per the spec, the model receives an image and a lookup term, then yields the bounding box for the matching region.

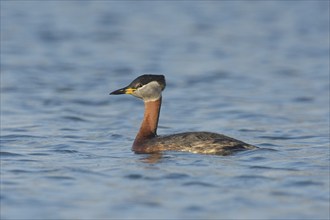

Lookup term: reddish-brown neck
[133,97,162,147]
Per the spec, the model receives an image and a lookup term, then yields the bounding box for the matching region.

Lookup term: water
[1,1,329,219]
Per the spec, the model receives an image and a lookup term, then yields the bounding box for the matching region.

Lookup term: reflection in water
[140,153,163,164]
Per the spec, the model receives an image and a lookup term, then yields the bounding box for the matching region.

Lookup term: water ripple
[124,174,144,180]
[61,116,88,122]
[258,135,317,140]
[0,151,24,157]
[53,149,79,154]
[9,168,59,174]
[235,175,275,180]
[182,181,217,188]
[45,176,76,181]
[1,134,46,140]
[284,180,325,187]
[163,173,190,179]
[249,165,299,171]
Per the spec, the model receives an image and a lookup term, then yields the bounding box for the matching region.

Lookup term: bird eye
[136,83,143,88]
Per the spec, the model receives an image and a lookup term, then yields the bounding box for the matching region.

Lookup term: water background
[1,1,329,219]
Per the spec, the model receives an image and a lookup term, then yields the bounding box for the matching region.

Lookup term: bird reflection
[140,153,163,163]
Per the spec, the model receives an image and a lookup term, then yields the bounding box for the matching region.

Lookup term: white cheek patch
[133,81,162,102]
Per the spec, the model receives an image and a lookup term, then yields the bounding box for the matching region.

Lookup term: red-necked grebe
[110,74,257,155]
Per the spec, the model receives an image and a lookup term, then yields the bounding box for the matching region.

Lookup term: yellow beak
[110,87,136,95]
[124,88,136,94]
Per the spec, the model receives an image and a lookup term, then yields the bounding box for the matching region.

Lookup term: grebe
[110,74,257,155]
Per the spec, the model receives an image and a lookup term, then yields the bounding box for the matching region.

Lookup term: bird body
[134,131,256,155]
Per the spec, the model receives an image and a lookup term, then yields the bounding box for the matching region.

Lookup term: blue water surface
[1,1,329,219]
